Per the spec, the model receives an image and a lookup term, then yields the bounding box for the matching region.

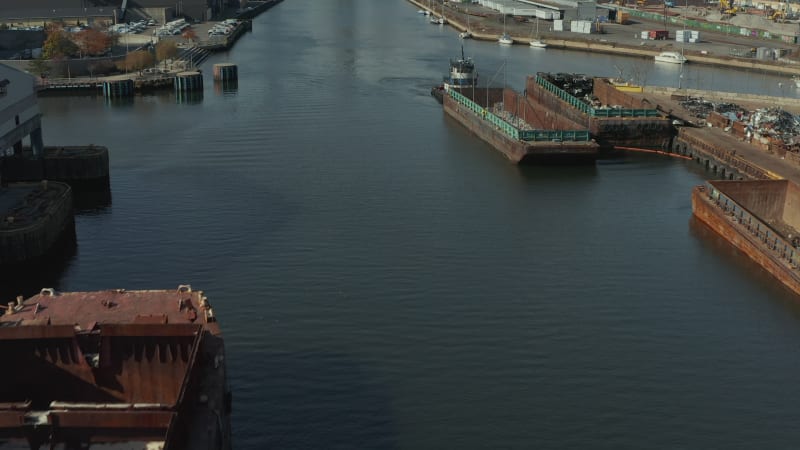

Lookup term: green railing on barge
[448,89,591,142]
[535,75,661,118]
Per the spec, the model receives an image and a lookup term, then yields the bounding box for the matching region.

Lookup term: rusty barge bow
[0,285,231,450]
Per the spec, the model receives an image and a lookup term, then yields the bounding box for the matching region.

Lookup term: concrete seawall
[3,146,110,188]
[644,86,800,110]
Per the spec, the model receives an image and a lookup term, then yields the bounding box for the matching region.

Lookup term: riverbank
[407,0,800,77]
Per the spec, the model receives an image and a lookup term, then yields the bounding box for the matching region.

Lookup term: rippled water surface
[20,1,800,448]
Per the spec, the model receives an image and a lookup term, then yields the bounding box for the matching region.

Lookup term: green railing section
[536,76,593,115]
[448,89,590,142]
[520,129,591,141]
[534,75,661,118]
[620,7,796,43]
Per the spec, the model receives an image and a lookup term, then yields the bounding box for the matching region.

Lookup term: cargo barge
[526,74,674,151]
[692,180,800,297]
[443,87,598,163]
[442,82,598,164]
[0,285,231,449]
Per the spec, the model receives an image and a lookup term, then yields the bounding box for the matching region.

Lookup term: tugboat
[431,46,477,104]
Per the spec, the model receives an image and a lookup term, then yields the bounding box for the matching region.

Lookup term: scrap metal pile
[750,108,800,152]
[680,96,800,152]
[678,96,747,119]
[545,73,594,102]
[493,104,534,130]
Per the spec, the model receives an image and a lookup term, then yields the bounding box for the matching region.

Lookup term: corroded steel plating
[0,285,231,450]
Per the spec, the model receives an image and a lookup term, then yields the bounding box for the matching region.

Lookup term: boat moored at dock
[654,51,688,64]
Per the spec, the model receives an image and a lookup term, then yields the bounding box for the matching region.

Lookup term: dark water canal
[16,0,800,448]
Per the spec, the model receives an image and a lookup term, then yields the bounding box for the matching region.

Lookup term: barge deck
[443,88,598,164]
[0,285,231,450]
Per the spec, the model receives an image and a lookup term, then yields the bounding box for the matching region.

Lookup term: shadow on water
[514,163,598,183]
[73,186,112,214]
[240,351,397,449]
[688,216,800,317]
[0,225,77,300]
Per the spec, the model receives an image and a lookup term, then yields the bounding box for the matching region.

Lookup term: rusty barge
[441,66,684,163]
[693,181,800,297]
[443,87,598,164]
[0,285,231,450]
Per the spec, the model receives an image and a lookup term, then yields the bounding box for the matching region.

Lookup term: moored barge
[0,285,231,450]
[443,87,598,164]
[692,180,800,297]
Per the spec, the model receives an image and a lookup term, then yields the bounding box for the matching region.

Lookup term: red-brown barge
[0,285,231,450]
[693,181,800,297]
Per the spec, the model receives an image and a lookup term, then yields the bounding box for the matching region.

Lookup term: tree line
[27,23,197,78]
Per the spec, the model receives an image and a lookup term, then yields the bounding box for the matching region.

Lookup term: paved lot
[440,1,796,60]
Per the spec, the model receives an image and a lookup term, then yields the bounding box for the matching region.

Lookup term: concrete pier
[2,146,110,189]
[175,71,204,92]
[0,181,74,265]
[213,63,238,82]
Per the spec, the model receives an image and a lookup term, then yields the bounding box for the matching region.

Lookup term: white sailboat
[459,9,472,39]
[529,17,547,48]
[498,14,513,44]
[430,0,446,25]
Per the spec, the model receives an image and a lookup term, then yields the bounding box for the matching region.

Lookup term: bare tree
[155,41,179,70]
[117,50,154,75]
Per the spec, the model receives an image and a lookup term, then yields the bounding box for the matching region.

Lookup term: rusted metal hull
[0,286,231,450]
[443,92,597,164]
[692,183,800,298]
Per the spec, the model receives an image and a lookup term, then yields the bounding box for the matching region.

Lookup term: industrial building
[474,0,598,21]
[0,0,233,25]
[0,63,43,165]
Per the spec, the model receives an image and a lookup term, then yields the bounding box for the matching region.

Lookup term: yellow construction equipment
[770,9,786,21]
[719,0,738,15]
